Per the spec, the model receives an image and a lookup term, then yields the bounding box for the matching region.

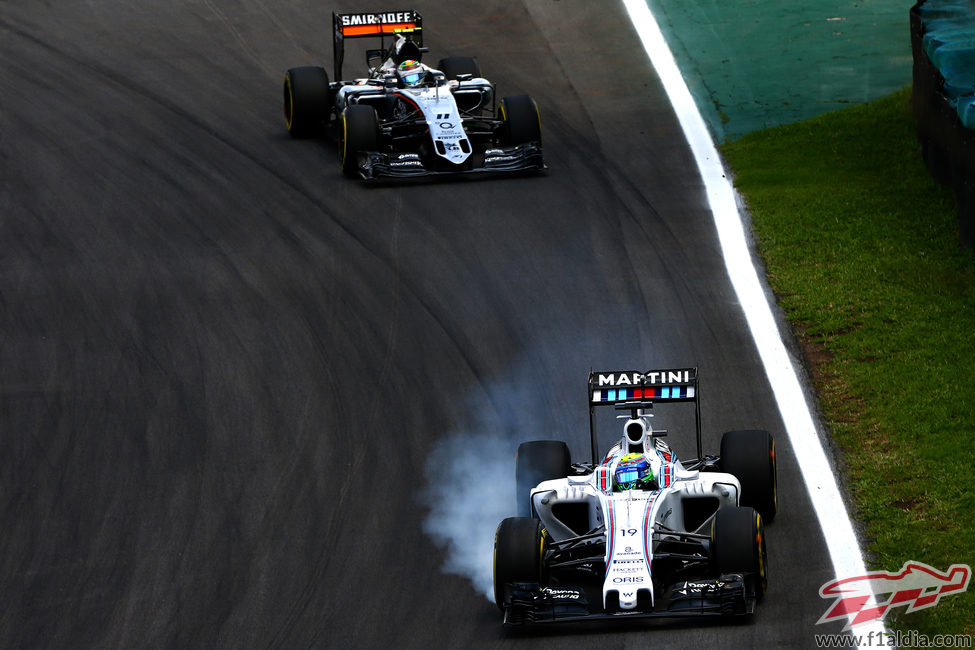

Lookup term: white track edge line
[619,0,885,641]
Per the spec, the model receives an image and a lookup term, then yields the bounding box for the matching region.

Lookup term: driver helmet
[397,60,424,87]
[614,453,655,491]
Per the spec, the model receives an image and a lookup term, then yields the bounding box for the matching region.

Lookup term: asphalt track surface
[1,0,850,647]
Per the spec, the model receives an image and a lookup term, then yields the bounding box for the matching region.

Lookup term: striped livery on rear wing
[589,368,697,404]
[587,368,701,464]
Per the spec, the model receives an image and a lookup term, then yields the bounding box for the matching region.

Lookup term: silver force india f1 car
[494,368,778,627]
[282,10,544,180]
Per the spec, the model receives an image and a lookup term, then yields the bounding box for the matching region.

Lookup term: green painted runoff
[647,0,914,142]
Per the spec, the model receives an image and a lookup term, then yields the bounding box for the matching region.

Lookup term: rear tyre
[283,66,331,138]
[437,56,481,79]
[720,429,777,521]
[499,94,542,146]
[711,506,767,600]
[339,105,380,178]
[494,517,547,610]
[515,441,570,517]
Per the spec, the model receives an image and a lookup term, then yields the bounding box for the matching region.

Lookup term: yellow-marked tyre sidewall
[281,66,330,139]
[493,517,546,612]
[283,74,295,131]
[493,522,502,609]
[755,511,767,599]
[538,526,547,581]
[339,111,349,172]
[711,506,767,601]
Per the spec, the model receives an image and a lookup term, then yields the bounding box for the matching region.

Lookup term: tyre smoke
[419,353,586,602]
[420,429,517,601]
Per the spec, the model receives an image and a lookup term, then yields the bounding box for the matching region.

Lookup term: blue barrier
[912,0,975,247]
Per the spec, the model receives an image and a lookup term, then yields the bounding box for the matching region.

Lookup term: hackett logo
[597,370,692,387]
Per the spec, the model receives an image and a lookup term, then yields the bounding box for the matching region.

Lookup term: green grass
[720,87,975,638]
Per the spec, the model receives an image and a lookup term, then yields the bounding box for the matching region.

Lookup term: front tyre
[499,95,542,146]
[494,517,547,611]
[711,506,768,600]
[283,66,331,138]
[339,104,380,178]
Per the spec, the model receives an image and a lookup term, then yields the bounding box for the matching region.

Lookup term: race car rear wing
[332,10,423,81]
[587,368,702,465]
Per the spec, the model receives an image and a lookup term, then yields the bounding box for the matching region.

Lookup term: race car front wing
[355,142,544,180]
[501,574,754,627]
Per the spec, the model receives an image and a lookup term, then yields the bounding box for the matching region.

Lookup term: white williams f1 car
[494,368,777,626]
[282,10,544,180]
